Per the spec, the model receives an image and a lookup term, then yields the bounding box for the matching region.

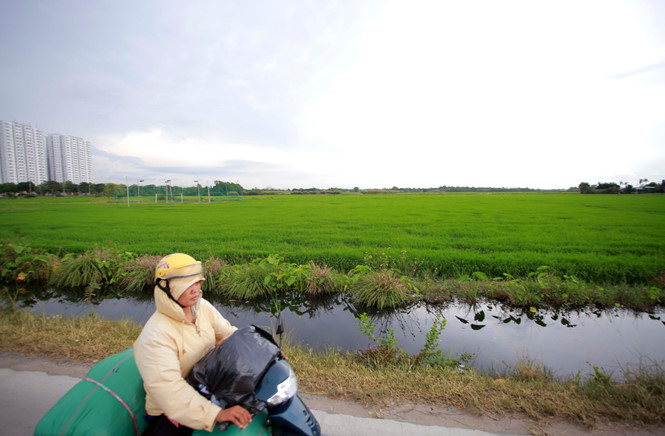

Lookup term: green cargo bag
[34,348,147,436]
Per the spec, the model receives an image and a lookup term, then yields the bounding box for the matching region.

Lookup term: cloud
[608,61,665,80]
[3,0,664,189]
[297,0,665,189]
[91,128,326,188]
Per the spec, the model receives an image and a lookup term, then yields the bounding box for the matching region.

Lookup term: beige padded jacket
[134,287,237,432]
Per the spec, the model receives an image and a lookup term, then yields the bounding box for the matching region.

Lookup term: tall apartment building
[0,120,48,185]
[46,134,92,184]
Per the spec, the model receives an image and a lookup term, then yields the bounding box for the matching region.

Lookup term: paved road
[0,367,515,436]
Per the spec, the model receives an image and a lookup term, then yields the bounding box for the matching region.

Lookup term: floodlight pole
[194,180,201,203]
[138,180,144,203]
[164,180,171,203]
[207,181,211,203]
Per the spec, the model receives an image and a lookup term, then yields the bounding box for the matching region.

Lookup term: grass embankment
[2,243,663,310]
[1,310,663,429]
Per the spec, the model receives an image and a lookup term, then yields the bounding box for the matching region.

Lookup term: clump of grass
[221,261,275,299]
[305,262,337,295]
[351,269,415,309]
[51,247,119,288]
[117,254,160,293]
[50,247,135,301]
[415,276,453,304]
[453,272,495,304]
[501,358,557,383]
[581,362,665,424]
[202,257,227,293]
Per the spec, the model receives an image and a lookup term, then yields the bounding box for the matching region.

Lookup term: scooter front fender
[269,394,321,436]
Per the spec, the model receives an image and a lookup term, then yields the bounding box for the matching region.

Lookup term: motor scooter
[187,325,321,436]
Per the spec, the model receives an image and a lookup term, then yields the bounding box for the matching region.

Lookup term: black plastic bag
[187,325,282,429]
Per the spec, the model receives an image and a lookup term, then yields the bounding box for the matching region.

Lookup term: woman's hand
[215,405,252,429]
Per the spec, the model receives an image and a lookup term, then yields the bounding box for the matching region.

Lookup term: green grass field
[1,193,664,284]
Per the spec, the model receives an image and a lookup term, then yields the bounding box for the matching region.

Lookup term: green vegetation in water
[1,242,663,311]
[0,193,664,284]
[355,312,474,370]
[0,309,663,430]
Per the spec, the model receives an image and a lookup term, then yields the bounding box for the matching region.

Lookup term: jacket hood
[154,274,205,321]
[154,285,188,322]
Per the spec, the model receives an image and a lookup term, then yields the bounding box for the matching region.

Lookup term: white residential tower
[46,134,92,184]
[0,120,48,185]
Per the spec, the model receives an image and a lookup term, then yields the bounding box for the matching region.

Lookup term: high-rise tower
[46,134,92,184]
[0,120,48,185]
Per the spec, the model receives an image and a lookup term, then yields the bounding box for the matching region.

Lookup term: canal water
[25,291,665,380]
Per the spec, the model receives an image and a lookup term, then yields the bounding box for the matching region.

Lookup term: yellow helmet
[155,253,202,282]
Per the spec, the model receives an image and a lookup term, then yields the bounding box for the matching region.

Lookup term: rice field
[1,193,664,284]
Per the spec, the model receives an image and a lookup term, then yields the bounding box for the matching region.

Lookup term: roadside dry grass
[1,309,663,429]
[0,309,140,361]
[288,345,664,428]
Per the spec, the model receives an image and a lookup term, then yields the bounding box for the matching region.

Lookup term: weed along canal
[25,290,665,380]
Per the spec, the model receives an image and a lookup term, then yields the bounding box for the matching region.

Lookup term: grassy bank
[2,243,663,310]
[1,309,663,429]
[1,194,664,284]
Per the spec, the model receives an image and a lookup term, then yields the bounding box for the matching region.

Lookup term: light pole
[138,179,144,203]
[206,180,211,203]
[164,180,171,203]
[194,180,201,203]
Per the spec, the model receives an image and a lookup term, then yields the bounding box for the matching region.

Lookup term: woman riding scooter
[133,253,252,435]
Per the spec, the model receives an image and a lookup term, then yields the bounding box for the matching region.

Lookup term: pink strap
[60,351,139,436]
[82,377,139,436]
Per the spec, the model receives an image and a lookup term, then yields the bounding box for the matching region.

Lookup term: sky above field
[1,1,664,190]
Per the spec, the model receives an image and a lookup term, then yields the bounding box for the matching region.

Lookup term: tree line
[0,180,243,198]
[578,179,665,194]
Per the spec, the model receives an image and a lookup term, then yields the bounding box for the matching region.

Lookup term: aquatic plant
[355,312,473,370]
[0,240,52,285]
[355,312,406,367]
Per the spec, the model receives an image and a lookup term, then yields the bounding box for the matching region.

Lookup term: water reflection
[11,287,665,379]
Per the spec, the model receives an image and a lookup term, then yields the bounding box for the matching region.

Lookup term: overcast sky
[1,0,664,189]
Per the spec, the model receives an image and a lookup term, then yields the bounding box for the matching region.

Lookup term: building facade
[46,134,92,184]
[0,120,48,185]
